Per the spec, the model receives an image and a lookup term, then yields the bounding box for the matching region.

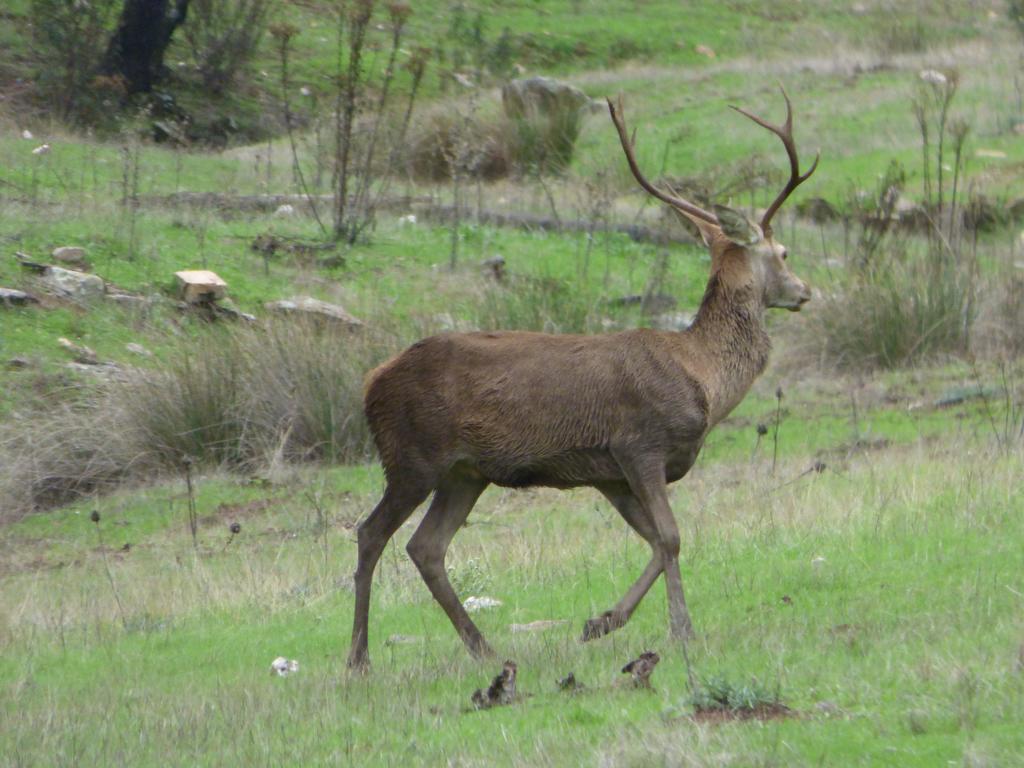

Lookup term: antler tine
[607,96,719,225]
[729,85,819,235]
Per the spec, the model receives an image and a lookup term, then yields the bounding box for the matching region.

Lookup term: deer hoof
[580,611,621,642]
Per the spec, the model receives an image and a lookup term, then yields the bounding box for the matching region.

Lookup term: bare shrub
[811,254,974,369]
[504,104,585,175]
[407,108,510,181]
[29,0,121,120]
[806,71,981,370]
[406,104,585,182]
[182,0,275,96]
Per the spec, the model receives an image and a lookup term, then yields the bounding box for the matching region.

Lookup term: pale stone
[175,270,227,304]
[264,296,362,327]
[43,266,105,301]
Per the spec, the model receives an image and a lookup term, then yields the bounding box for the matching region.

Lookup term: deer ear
[712,204,763,246]
[672,208,718,246]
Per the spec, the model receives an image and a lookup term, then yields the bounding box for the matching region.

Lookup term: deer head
[608,87,818,312]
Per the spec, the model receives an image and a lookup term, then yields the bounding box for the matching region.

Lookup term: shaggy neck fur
[683,265,772,426]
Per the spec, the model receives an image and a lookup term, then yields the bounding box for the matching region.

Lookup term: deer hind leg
[615,455,694,640]
[581,485,664,641]
[406,470,492,659]
[347,480,432,671]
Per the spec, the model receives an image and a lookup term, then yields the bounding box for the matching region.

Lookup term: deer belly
[474,448,622,489]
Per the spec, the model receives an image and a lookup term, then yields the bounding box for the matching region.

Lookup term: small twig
[91,511,128,631]
[183,455,198,550]
[771,387,784,476]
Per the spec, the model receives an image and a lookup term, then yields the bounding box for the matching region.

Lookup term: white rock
[264,296,362,327]
[125,342,152,357]
[270,656,300,676]
[811,556,826,573]
[463,596,502,612]
[398,214,417,225]
[32,144,51,156]
[300,86,312,97]
[21,129,33,140]
[510,619,568,633]
[175,270,227,304]
[919,69,947,85]
[274,204,296,218]
[44,266,105,301]
[52,246,88,266]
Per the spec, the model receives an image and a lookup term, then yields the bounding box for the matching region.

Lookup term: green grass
[1,387,1022,765]
[2,3,1024,763]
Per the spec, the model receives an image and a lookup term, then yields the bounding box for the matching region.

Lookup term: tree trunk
[103,0,191,94]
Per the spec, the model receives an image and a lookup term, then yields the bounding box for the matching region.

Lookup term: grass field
[1,371,1022,766]
[2,1,1024,765]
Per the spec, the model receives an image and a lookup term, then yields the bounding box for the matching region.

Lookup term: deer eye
[780,249,788,261]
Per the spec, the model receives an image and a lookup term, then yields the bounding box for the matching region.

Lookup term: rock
[14,252,47,273]
[0,287,39,307]
[935,385,997,408]
[463,595,502,612]
[264,296,362,328]
[269,657,299,677]
[125,342,152,357]
[32,144,51,156]
[51,246,89,270]
[175,270,227,304]
[608,292,677,315]
[58,337,98,365]
[21,129,33,140]
[7,357,31,370]
[502,77,600,120]
[796,196,840,223]
[212,299,256,322]
[398,214,417,225]
[510,619,568,633]
[43,267,105,301]
[66,361,123,380]
[106,293,152,309]
[385,634,423,646]
[816,700,842,717]
[274,204,296,217]
[650,312,694,331]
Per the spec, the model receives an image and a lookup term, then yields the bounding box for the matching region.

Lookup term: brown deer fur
[347,92,817,670]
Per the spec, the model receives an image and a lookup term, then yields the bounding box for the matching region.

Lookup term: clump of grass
[406,101,587,181]
[811,253,975,370]
[687,674,789,718]
[0,275,605,515]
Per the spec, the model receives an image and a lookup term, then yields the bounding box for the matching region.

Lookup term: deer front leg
[406,472,494,659]
[616,457,694,641]
[581,486,665,641]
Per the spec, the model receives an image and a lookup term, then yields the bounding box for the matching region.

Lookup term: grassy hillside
[2,374,1022,765]
[2,1,1024,765]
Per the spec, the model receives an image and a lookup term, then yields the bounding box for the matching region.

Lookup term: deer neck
[684,272,771,426]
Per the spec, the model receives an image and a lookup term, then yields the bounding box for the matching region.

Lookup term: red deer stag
[347,87,818,670]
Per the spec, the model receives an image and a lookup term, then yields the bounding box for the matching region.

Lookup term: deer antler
[607,96,719,226]
[730,85,819,236]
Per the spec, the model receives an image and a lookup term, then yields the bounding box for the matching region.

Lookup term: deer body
[347,90,818,669]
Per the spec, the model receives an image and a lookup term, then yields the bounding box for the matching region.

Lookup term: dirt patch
[202,497,279,526]
[689,703,795,724]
